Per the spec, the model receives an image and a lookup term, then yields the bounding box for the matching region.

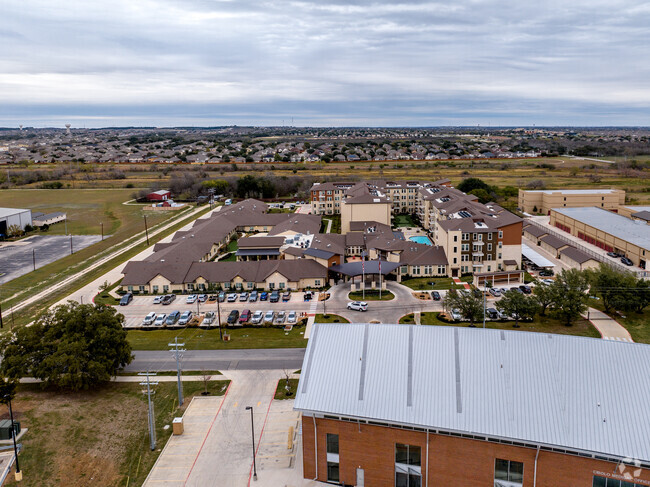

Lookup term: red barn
[147,190,171,201]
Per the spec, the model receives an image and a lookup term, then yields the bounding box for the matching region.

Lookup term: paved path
[125,349,306,373]
[452,277,471,290]
[584,307,634,342]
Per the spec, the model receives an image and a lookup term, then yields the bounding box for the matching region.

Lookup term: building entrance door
[356,468,364,486]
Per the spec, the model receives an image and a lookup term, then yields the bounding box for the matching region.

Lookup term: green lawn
[127,325,308,350]
[275,378,300,400]
[393,213,417,227]
[320,214,341,234]
[93,280,122,305]
[4,380,229,487]
[399,312,600,338]
[590,301,650,344]
[400,277,465,290]
[315,313,350,323]
[348,290,395,301]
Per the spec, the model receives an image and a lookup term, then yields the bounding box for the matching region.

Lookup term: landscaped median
[398,311,600,338]
[348,290,394,301]
[400,276,471,291]
[314,313,350,323]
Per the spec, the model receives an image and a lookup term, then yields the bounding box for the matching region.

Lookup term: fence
[525,220,649,279]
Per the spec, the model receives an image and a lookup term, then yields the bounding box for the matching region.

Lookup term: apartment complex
[550,207,649,269]
[312,180,523,276]
[295,323,650,487]
[518,188,625,215]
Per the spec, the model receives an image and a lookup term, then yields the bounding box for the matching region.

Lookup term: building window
[462,244,469,252]
[247,282,254,289]
[592,475,642,487]
[487,243,492,251]
[279,282,285,289]
[224,282,230,289]
[494,458,523,486]
[315,279,321,286]
[498,230,503,239]
[413,266,420,275]
[153,285,159,293]
[139,285,145,293]
[127,285,133,292]
[462,233,469,241]
[235,282,242,290]
[453,235,458,242]
[326,433,339,483]
[473,233,478,240]
[453,246,457,253]
[488,233,492,240]
[395,443,421,487]
[437,265,446,274]
[269,282,275,289]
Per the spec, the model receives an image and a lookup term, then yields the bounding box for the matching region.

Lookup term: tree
[586,264,636,313]
[533,282,555,316]
[202,179,230,195]
[444,289,484,326]
[0,302,133,390]
[551,269,589,326]
[496,291,538,328]
[6,224,23,238]
[457,177,490,194]
[468,188,491,203]
[0,377,17,404]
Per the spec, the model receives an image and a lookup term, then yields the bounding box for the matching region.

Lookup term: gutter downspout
[313,415,318,480]
[533,445,540,487]
[426,430,429,487]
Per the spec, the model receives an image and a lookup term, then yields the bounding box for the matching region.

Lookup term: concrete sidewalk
[584,307,634,342]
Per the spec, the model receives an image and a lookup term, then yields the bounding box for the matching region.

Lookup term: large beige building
[339,183,392,234]
[550,207,649,269]
[518,188,625,215]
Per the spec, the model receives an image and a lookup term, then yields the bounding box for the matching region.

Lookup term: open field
[399,311,600,338]
[3,380,229,487]
[127,325,308,350]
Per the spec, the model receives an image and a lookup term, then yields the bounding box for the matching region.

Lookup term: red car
[239,309,251,324]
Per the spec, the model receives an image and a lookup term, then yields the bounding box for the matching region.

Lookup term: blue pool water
[409,236,432,246]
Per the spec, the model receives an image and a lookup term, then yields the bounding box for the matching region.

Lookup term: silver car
[250,310,264,324]
[154,313,167,326]
[264,310,275,324]
[286,311,297,324]
[274,311,286,324]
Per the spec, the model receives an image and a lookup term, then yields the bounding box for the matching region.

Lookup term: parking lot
[0,234,103,284]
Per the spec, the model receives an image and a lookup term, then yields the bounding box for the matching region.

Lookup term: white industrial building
[0,207,32,237]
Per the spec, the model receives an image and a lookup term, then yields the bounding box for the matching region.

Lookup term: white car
[541,279,554,285]
[227,293,238,302]
[142,312,157,326]
[286,311,297,324]
[153,296,163,304]
[264,310,275,324]
[250,310,264,324]
[450,309,463,321]
[178,310,193,325]
[347,301,368,312]
[186,294,197,304]
[203,311,216,325]
[154,313,167,326]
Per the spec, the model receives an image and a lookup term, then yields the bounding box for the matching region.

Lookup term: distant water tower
[65,123,71,135]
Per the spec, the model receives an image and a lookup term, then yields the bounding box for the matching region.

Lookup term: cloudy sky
[1,0,649,127]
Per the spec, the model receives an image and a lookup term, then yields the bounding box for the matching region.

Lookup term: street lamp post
[245,406,258,481]
[4,395,21,481]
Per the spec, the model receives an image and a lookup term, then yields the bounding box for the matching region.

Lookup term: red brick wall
[302,416,650,487]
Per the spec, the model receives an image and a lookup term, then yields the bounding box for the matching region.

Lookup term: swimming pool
[409,235,433,246]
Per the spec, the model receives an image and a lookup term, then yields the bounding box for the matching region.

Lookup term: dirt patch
[412,292,431,300]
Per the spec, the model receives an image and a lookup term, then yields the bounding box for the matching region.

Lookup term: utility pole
[483,282,487,329]
[168,338,186,407]
[70,235,73,255]
[139,372,159,450]
[4,395,21,481]
[144,215,150,246]
[101,222,104,241]
[32,249,36,271]
[208,188,215,210]
[0,299,3,329]
[217,294,223,340]
[246,406,258,481]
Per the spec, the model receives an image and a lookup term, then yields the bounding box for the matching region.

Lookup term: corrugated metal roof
[521,243,555,267]
[295,323,650,463]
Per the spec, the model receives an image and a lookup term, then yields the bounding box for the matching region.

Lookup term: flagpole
[362,252,365,300]
[379,258,382,300]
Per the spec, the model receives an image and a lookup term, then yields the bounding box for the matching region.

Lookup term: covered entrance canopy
[329,260,400,277]
[521,243,555,268]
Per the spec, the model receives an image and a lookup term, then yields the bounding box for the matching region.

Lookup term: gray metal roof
[0,207,30,219]
[295,323,650,463]
[521,244,555,268]
[553,207,650,250]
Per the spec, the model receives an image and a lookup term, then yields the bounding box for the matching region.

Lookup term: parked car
[154,313,167,326]
[142,312,157,326]
[269,291,280,303]
[347,301,368,312]
[486,308,500,320]
[153,295,163,304]
[227,309,240,324]
[250,310,264,324]
[287,311,297,324]
[239,309,251,324]
[450,309,463,321]
[519,285,532,294]
[541,278,555,285]
[260,292,268,301]
[178,310,193,325]
[198,294,207,303]
[488,288,501,297]
[249,290,258,302]
[218,292,226,302]
[166,311,181,325]
[264,310,275,324]
[303,291,313,301]
[120,292,133,306]
[539,269,554,277]
[162,294,176,305]
[282,292,291,302]
[186,294,198,304]
[208,294,217,302]
[275,311,286,324]
[431,291,441,301]
[239,292,249,301]
[227,293,238,302]
[203,311,216,325]
[621,257,634,266]
[607,251,619,258]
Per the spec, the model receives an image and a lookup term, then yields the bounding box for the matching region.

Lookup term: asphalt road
[125,348,306,372]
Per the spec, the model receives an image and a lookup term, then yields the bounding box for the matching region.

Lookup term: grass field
[398,311,600,338]
[127,325,308,350]
[348,290,395,301]
[314,313,350,323]
[3,380,229,487]
[393,214,417,227]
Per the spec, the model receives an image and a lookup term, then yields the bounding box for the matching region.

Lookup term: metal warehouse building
[295,323,650,487]
[0,207,32,237]
[550,207,649,270]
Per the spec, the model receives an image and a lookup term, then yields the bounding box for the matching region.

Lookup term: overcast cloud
[1,0,649,127]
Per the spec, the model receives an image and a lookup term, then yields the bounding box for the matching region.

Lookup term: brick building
[294,323,650,487]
